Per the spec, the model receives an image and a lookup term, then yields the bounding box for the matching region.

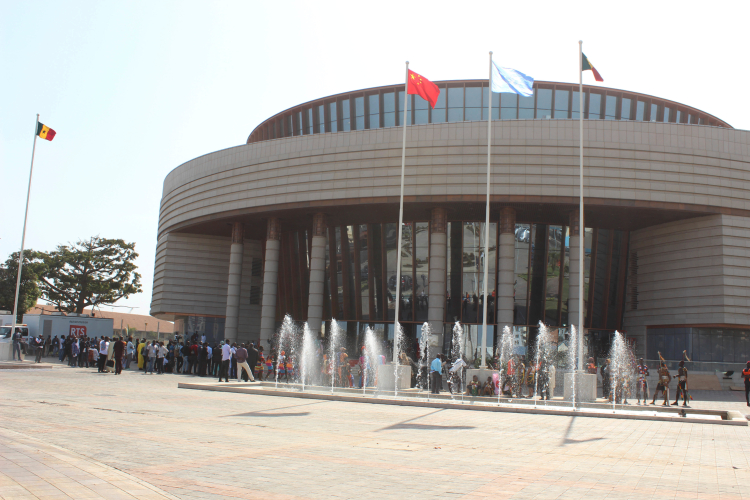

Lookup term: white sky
[2,0,748,316]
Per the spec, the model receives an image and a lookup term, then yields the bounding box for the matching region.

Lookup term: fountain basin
[564,372,597,402]
[377,364,411,391]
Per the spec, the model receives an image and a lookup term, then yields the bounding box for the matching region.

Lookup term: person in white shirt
[98,338,110,373]
[206,344,213,374]
[145,342,157,374]
[219,341,232,382]
[124,337,135,369]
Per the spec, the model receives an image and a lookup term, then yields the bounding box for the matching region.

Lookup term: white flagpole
[480,51,493,368]
[12,114,40,328]
[578,41,584,371]
[393,61,409,362]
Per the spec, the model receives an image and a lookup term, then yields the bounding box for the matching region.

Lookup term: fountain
[566,325,578,408]
[609,331,631,409]
[299,322,315,391]
[496,325,513,403]
[449,321,464,398]
[417,322,431,393]
[328,319,343,394]
[362,326,382,395]
[393,321,405,397]
[274,315,299,389]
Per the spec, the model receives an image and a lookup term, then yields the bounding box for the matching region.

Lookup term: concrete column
[568,211,581,331]
[428,208,447,346]
[224,222,244,343]
[259,217,281,348]
[497,207,516,329]
[306,213,327,334]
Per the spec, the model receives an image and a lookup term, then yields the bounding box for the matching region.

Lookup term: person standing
[236,344,255,382]
[219,340,232,382]
[34,335,44,363]
[430,354,444,394]
[124,337,134,370]
[651,362,671,406]
[198,343,208,376]
[636,358,650,405]
[742,361,750,407]
[113,337,126,375]
[12,328,23,361]
[206,343,213,375]
[97,337,109,372]
[672,360,689,407]
[247,343,259,381]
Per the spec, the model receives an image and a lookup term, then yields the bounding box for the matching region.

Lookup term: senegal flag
[582,53,603,82]
[36,122,56,141]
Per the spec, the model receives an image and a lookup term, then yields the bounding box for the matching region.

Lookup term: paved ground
[1,364,749,500]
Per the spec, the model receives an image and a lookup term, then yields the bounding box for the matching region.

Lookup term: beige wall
[150,233,262,342]
[158,120,750,236]
[623,214,750,355]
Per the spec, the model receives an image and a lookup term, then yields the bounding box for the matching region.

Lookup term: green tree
[0,250,46,322]
[40,236,142,314]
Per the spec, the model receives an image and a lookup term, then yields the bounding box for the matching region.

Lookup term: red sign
[70,325,87,337]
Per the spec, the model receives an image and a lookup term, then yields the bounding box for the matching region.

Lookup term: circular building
[151,79,750,366]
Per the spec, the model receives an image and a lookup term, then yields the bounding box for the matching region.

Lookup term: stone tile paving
[0,365,748,500]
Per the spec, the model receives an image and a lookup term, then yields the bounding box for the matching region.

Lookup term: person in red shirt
[742,361,750,407]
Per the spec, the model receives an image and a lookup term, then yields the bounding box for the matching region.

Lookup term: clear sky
[2,0,748,317]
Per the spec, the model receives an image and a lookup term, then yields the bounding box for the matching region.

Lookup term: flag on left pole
[407,70,440,108]
[36,122,56,141]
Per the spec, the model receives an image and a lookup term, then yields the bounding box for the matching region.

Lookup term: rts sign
[70,325,87,337]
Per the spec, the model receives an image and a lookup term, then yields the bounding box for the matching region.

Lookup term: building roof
[27,303,175,333]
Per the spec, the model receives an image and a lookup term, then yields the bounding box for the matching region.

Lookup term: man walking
[98,337,110,373]
[124,337,134,370]
[12,328,23,361]
[113,336,126,375]
[219,340,232,382]
[236,343,255,382]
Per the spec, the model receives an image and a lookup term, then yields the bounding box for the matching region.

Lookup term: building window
[621,98,631,120]
[306,108,313,134]
[383,92,395,128]
[354,96,364,131]
[317,104,326,133]
[447,87,464,122]
[249,285,261,305]
[368,94,380,129]
[414,93,429,124]
[481,87,499,120]
[604,95,617,120]
[635,101,645,121]
[588,93,602,119]
[341,99,351,132]
[554,89,569,119]
[329,102,338,132]
[663,106,671,122]
[431,87,446,123]
[518,94,534,119]
[536,88,552,119]
[501,93,518,119]
[465,86,482,121]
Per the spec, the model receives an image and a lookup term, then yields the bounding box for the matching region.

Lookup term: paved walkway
[1,365,749,499]
[0,427,177,500]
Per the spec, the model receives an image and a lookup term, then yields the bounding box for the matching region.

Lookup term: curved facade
[152,80,750,365]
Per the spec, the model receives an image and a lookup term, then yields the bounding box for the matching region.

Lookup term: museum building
[151,79,750,365]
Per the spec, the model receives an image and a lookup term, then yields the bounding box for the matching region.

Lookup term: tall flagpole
[393,61,409,362]
[12,114,40,328]
[578,41,584,371]
[480,51,493,368]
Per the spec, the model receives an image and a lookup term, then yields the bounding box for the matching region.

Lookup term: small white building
[22,313,114,340]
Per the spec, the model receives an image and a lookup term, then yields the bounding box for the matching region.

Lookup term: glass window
[561,227,570,326]
[334,227,344,318]
[650,103,657,122]
[687,113,694,125]
[447,87,464,122]
[675,110,681,123]
[545,226,563,325]
[414,94,429,124]
[446,222,462,322]
[296,111,303,135]
[554,89,569,119]
[329,102,338,133]
[323,227,332,318]
[317,104,326,133]
[354,97,364,131]
[588,93,602,119]
[536,88,552,119]
[306,108,313,134]
[370,224,383,320]
[621,97,631,120]
[397,91,410,125]
[462,222,479,323]
[368,94,380,129]
[481,87,500,120]
[571,91,581,120]
[399,222,413,321]
[341,99,351,132]
[358,224,369,320]
[663,106,671,122]
[345,226,356,319]
[583,227,593,324]
[635,101,645,121]
[431,88,446,123]
[500,93,517,119]
[465,86,482,121]
[285,116,293,137]
[514,223,530,325]
[385,222,397,321]
[414,222,429,322]
[383,92,395,128]
[518,94,534,119]
[605,95,617,120]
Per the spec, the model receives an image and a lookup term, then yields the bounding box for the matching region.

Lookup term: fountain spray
[328,319,342,394]
[497,326,513,405]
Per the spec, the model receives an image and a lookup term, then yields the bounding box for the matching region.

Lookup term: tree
[0,250,46,322]
[39,236,142,314]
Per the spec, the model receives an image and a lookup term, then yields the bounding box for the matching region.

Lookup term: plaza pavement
[0,364,749,500]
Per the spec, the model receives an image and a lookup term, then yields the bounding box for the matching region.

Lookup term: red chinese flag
[407,70,440,109]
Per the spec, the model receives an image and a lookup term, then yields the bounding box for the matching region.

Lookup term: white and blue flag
[490,61,534,96]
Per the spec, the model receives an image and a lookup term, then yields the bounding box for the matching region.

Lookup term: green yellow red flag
[36,122,56,141]
[581,53,603,82]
